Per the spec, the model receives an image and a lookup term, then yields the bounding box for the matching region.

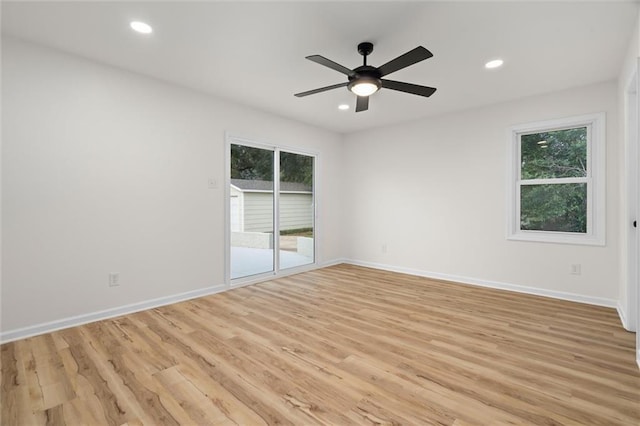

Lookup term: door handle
[634,220,637,228]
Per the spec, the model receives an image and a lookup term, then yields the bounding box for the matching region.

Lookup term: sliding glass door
[229,140,315,281]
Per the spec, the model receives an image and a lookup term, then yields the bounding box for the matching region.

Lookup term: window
[507,113,605,245]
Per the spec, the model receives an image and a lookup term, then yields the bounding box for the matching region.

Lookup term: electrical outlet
[109,272,120,287]
[570,264,581,275]
[208,178,218,189]
[382,243,387,253]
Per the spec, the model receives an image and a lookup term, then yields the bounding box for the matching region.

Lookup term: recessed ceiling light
[485,59,504,69]
[338,104,349,110]
[130,21,153,34]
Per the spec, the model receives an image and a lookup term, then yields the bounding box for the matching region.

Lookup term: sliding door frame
[225,133,318,287]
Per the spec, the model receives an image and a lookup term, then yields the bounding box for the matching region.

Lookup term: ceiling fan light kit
[295,41,436,112]
[349,78,380,96]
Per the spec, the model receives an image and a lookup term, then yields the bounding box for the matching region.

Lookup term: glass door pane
[279,151,314,269]
[230,144,274,279]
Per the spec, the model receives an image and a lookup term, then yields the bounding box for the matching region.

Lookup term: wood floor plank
[154,366,228,425]
[1,264,639,425]
[175,362,269,426]
[139,311,306,425]
[60,327,143,425]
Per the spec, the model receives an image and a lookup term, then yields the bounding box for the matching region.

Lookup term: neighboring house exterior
[230,179,313,232]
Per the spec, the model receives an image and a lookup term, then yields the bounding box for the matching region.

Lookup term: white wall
[1,37,345,335]
[343,81,620,305]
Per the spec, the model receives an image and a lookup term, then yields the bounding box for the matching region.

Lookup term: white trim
[224,139,232,286]
[508,229,602,245]
[636,59,640,371]
[520,177,588,185]
[273,147,281,273]
[506,112,606,246]
[311,153,318,265]
[225,133,320,157]
[344,259,617,308]
[625,65,639,334]
[510,114,605,135]
[319,258,347,268]
[618,301,631,330]
[0,259,346,344]
[0,284,226,344]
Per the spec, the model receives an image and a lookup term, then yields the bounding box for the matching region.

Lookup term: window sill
[507,231,605,246]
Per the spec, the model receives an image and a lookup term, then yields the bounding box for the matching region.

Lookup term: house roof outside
[231,178,312,193]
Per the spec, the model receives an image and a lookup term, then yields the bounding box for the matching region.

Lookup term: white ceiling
[2,1,638,134]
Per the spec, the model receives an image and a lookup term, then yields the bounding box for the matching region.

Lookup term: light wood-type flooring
[2,264,639,425]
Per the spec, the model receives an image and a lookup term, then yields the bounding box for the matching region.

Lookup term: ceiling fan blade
[294,82,348,97]
[378,46,433,77]
[355,95,369,112]
[381,79,437,97]
[306,55,355,77]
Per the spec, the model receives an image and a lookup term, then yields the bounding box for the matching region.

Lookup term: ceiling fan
[295,42,437,112]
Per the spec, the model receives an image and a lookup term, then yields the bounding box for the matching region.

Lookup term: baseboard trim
[0,258,348,344]
[0,284,227,344]
[617,302,631,330]
[320,258,348,268]
[345,259,618,308]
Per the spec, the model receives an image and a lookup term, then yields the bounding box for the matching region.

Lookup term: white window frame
[224,133,319,286]
[507,113,605,246]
